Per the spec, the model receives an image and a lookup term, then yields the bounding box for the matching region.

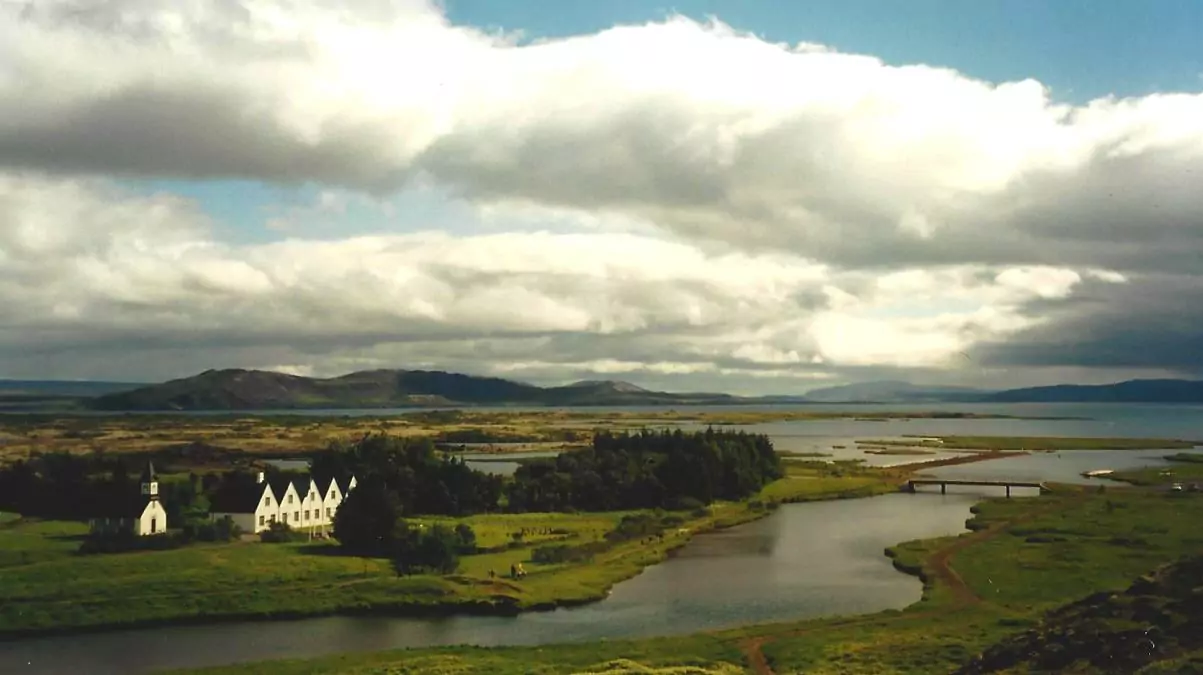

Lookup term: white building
[209,472,279,534]
[210,470,356,534]
[88,461,169,537]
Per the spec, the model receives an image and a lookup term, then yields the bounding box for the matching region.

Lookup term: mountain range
[1,370,1202,411]
[80,369,754,410]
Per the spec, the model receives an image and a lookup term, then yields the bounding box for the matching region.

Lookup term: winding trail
[736,490,1082,675]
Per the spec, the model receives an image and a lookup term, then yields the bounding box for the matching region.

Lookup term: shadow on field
[294,543,366,558]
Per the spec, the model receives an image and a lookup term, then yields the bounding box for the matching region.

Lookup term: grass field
[177,485,1203,675]
[1110,459,1203,487]
[0,464,898,637]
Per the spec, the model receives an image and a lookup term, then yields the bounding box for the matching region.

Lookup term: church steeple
[139,461,159,499]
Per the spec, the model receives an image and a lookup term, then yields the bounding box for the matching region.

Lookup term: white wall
[136,500,168,536]
[278,483,302,528]
[322,482,343,525]
[298,479,324,529]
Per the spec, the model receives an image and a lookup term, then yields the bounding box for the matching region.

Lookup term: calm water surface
[0,494,976,675]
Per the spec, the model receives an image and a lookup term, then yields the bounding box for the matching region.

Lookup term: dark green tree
[333,474,402,555]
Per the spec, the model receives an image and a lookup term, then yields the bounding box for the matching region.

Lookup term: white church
[210,471,358,534]
[88,461,170,536]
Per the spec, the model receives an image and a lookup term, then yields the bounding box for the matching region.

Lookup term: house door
[151,518,157,534]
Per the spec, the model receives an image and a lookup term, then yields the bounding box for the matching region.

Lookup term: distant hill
[87,369,745,411]
[26,371,1203,411]
[0,380,144,411]
[803,380,990,403]
[0,380,143,397]
[985,379,1203,403]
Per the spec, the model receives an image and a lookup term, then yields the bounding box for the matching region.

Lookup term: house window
[326,507,332,517]
[259,515,265,526]
[294,511,299,522]
[304,510,310,520]
[282,512,288,523]
[287,494,293,504]
[264,496,269,506]
[270,514,276,523]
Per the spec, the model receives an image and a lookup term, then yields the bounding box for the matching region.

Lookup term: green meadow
[0,462,898,637]
[175,485,1203,675]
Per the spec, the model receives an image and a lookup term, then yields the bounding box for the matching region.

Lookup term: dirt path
[737,493,1081,674]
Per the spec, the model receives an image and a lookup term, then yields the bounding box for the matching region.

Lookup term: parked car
[1170,483,1184,492]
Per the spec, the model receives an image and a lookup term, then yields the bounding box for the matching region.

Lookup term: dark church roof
[139,461,157,484]
[91,492,150,519]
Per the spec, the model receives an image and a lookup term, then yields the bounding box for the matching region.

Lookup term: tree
[454,523,477,553]
[333,475,401,556]
[392,523,465,575]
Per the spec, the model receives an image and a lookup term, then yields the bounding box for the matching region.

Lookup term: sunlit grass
[0,464,895,636]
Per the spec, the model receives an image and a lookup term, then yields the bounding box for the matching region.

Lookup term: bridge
[905,478,1049,498]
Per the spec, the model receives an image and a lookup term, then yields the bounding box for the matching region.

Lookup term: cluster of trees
[320,434,490,573]
[312,434,503,517]
[0,454,213,522]
[331,475,477,573]
[506,428,782,512]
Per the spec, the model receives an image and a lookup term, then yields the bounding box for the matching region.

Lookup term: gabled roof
[139,461,157,484]
[291,476,314,496]
[267,475,296,501]
[209,481,269,514]
[312,473,339,495]
[92,492,150,519]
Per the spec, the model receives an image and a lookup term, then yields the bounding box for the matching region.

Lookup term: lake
[0,494,978,675]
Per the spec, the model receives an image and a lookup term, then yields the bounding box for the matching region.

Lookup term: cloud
[0,172,1113,387]
[972,272,1203,375]
[1,2,1202,387]
[1,2,1201,270]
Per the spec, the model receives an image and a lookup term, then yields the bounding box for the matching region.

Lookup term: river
[0,493,977,675]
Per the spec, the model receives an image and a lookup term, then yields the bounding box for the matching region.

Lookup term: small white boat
[1082,469,1114,478]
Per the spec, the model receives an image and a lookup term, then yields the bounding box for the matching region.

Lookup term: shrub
[79,531,184,555]
[393,523,468,575]
[531,541,607,564]
[260,520,303,544]
[182,516,241,543]
[666,496,705,512]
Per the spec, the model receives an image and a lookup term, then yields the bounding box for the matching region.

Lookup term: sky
[1,0,1202,394]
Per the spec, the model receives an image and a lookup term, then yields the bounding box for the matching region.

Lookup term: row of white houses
[88,462,359,537]
[210,472,358,534]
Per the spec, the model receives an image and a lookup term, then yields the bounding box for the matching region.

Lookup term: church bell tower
[140,461,159,499]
